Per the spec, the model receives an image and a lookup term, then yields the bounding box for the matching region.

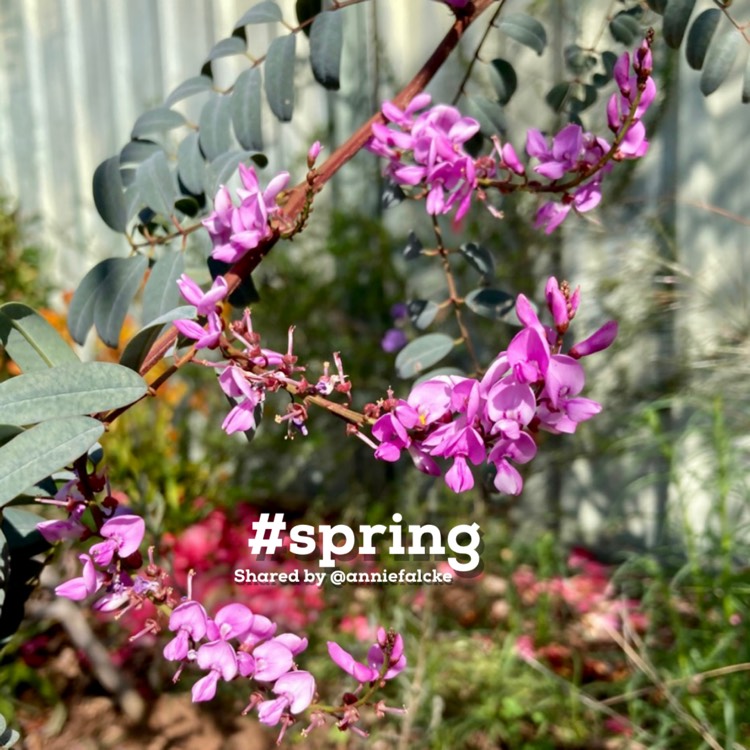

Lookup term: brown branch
[135,0,499,384]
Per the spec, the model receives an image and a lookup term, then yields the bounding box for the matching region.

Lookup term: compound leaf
[232,67,264,151]
[309,11,342,90]
[395,333,454,379]
[265,34,296,121]
[497,13,547,56]
[92,156,128,233]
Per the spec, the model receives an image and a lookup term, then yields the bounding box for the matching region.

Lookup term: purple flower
[570,321,618,359]
[55,554,102,600]
[176,274,229,316]
[367,628,407,679]
[381,328,408,353]
[88,514,145,566]
[257,671,316,726]
[192,640,238,702]
[163,600,209,661]
[252,640,294,682]
[206,602,255,642]
[37,504,86,543]
[327,640,378,683]
[174,312,222,350]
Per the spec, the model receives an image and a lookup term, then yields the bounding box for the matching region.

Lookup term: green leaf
[199,94,233,161]
[465,96,506,137]
[700,24,741,96]
[1,508,49,557]
[489,59,517,105]
[459,242,495,277]
[119,306,195,372]
[564,45,597,76]
[232,67,264,151]
[569,83,598,114]
[545,82,571,112]
[142,252,185,325]
[407,300,439,330]
[686,9,721,70]
[120,139,163,167]
[94,255,149,348]
[265,34,296,121]
[92,156,128,232]
[130,107,186,139]
[68,259,109,345]
[645,0,667,13]
[395,333,454,379]
[496,13,547,56]
[609,12,641,45]
[136,151,178,217]
[177,132,206,196]
[0,363,147,426]
[235,1,283,26]
[663,0,697,49]
[165,75,214,107]
[0,303,79,372]
[403,231,423,260]
[0,417,104,507]
[205,36,246,64]
[465,288,515,320]
[296,0,322,37]
[309,11,342,90]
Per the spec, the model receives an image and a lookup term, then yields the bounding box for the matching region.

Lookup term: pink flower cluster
[163,598,314,736]
[371,278,617,494]
[366,39,655,233]
[173,273,351,437]
[201,163,289,265]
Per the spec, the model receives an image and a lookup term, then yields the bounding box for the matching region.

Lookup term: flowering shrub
[2,1,714,745]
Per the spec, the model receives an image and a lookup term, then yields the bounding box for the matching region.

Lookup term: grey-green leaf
[459,242,495,277]
[609,13,641,45]
[93,255,149,348]
[466,96,506,137]
[165,75,214,107]
[700,24,741,96]
[2,507,49,557]
[0,417,104,508]
[142,253,185,325]
[177,132,206,196]
[686,9,721,70]
[395,333,454,379]
[265,34,296,121]
[119,305,195,372]
[496,13,547,56]
[489,59,517,105]
[232,67,264,151]
[403,231,423,260]
[235,0,283,26]
[742,52,750,103]
[136,151,178,217]
[205,150,257,197]
[93,156,128,233]
[309,11,343,90]
[199,94,233,161]
[0,362,147,425]
[206,36,246,64]
[0,303,79,372]
[663,0,697,49]
[120,139,163,167]
[407,300,439,330]
[465,288,515,320]
[131,107,186,139]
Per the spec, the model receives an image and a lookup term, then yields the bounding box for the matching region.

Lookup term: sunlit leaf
[700,24,741,95]
[265,34,296,121]
[136,151,178,217]
[131,107,186,138]
[199,94,233,161]
[92,156,128,232]
[232,67,264,151]
[0,303,79,372]
[165,75,214,107]
[407,299,439,330]
[235,1,283,26]
[93,255,149,348]
[395,333,454,378]
[496,13,547,56]
[310,11,342,90]
[459,242,495,277]
[663,0,697,49]
[686,9,721,70]
[465,288,515,320]
[0,363,147,426]
[0,417,104,508]
[142,252,185,324]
